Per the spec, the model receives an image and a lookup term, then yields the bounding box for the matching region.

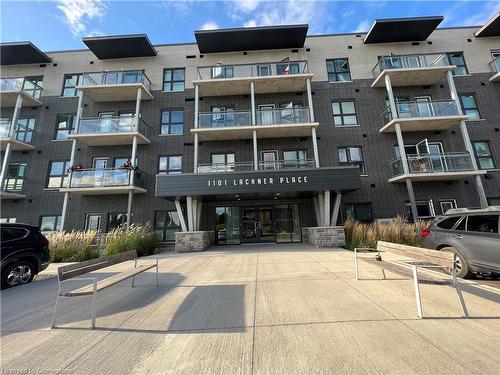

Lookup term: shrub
[344,216,431,250]
[104,224,160,257]
[46,230,99,262]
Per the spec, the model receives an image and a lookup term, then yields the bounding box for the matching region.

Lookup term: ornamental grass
[104,224,160,257]
[46,230,99,262]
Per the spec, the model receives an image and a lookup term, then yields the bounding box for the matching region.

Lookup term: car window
[455,217,466,231]
[0,228,28,242]
[466,215,499,233]
[436,216,461,229]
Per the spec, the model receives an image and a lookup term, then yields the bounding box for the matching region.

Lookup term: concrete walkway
[1,244,499,374]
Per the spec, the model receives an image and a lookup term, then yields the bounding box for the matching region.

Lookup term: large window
[54,114,77,140]
[472,141,496,170]
[161,110,184,135]
[23,76,43,99]
[159,156,182,174]
[405,200,436,221]
[40,215,62,232]
[62,74,83,97]
[4,163,26,192]
[345,203,373,223]
[446,52,468,75]
[47,161,70,189]
[163,68,185,92]
[212,153,235,170]
[107,213,127,231]
[16,118,35,143]
[466,215,499,233]
[338,147,365,174]
[154,210,181,242]
[283,150,308,168]
[459,94,480,120]
[332,101,358,126]
[326,58,351,82]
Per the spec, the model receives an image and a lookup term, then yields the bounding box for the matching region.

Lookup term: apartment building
[1,14,499,248]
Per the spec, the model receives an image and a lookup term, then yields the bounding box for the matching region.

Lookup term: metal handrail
[197,159,317,173]
[372,53,451,77]
[0,77,43,99]
[77,115,149,135]
[79,70,152,92]
[197,60,309,80]
[67,168,145,189]
[391,152,474,176]
[382,99,460,124]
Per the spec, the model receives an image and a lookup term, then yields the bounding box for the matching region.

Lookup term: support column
[331,191,342,226]
[405,178,419,222]
[250,81,256,125]
[126,191,133,227]
[175,199,188,232]
[196,200,202,231]
[194,84,199,173]
[318,193,325,227]
[384,74,398,118]
[311,127,319,168]
[446,71,488,208]
[252,130,258,170]
[313,196,321,226]
[306,78,319,168]
[61,89,84,231]
[324,191,330,227]
[134,87,142,129]
[0,94,23,190]
[251,81,258,170]
[186,196,194,231]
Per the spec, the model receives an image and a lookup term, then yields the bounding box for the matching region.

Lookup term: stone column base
[175,231,212,252]
[302,226,346,248]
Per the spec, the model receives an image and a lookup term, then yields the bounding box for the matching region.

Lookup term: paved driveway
[1,244,500,374]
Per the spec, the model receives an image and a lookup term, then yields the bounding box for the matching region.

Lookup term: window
[437,216,462,229]
[338,147,365,174]
[16,118,35,143]
[211,65,233,79]
[54,114,77,140]
[439,200,457,214]
[459,94,480,120]
[345,203,373,223]
[161,110,184,135]
[0,218,16,223]
[1,227,28,242]
[47,161,70,188]
[466,215,499,233]
[472,141,496,170]
[211,153,235,171]
[446,52,468,75]
[277,62,300,75]
[23,76,43,99]
[107,213,127,231]
[163,68,185,92]
[332,101,358,126]
[4,163,26,192]
[154,210,181,242]
[40,216,62,232]
[62,74,83,97]
[283,150,308,168]
[211,106,235,127]
[85,214,102,232]
[406,200,435,220]
[159,156,182,174]
[326,58,351,82]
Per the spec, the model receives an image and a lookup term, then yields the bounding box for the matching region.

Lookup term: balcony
[192,107,318,141]
[372,54,455,88]
[76,70,153,102]
[489,56,500,82]
[0,120,35,151]
[0,77,43,107]
[380,100,468,133]
[389,152,486,182]
[68,116,150,146]
[59,168,146,195]
[193,61,312,96]
[197,159,317,173]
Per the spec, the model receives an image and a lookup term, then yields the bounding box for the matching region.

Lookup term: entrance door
[241,207,274,243]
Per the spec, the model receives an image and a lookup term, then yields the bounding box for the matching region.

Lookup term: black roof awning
[475,12,500,37]
[83,34,157,59]
[195,24,308,53]
[364,16,443,44]
[0,42,52,66]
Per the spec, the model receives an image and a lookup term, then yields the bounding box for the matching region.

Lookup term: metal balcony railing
[67,168,145,189]
[77,116,149,136]
[391,152,474,176]
[0,77,43,99]
[0,119,11,138]
[489,56,500,73]
[256,107,310,125]
[197,159,316,173]
[373,53,450,77]
[79,70,152,92]
[197,60,309,80]
[199,111,251,128]
[382,100,461,124]
[0,120,34,144]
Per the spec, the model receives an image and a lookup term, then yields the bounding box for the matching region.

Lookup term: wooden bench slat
[376,241,454,268]
[378,241,454,261]
[63,264,156,297]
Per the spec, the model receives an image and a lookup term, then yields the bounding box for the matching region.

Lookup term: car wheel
[1,261,35,289]
[441,247,472,279]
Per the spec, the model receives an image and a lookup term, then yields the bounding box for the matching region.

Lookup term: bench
[354,241,469,319]
[51,250,159,329]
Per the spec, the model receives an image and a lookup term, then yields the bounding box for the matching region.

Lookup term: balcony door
[102,72,118,85]
[405,55,422,68]
[415,96,433,117]
[261,150,278,170]
[92,158,108,186]
[98,112,114,132]
[258,104,275,125]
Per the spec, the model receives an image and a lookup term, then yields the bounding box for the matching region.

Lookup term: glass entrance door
[241,206,274,243]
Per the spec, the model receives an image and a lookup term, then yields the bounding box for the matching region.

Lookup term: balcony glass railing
[0,77,43,99]
[0,119,11,138]
[67,168,145,189]
[391,152,474,176]
[197,60,309,80]
[489,56,500,73]
[0,120,34,144]
[382,100,461,124]
[197,159,316,173]
[373,53,450,77]
[79,70,152,92]
[199,111,251,128]
[77,116,149,136]
[256,107,310,125]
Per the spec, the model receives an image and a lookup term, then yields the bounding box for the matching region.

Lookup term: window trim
[46,160,70,189]
[337,146,366,175]
[54,113,77,140]
[446,52,469,76]
[162,68,185,92]
[459,93,481,120]
[61,73,83,97]
[158,155,183,174]
[326,58,352,83]
[160,108,184,135]
[4,162,27,192]
[472,140,496,170]
[331,100,359,127]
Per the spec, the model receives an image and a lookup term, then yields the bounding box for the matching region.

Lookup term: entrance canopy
[156,166,361,201]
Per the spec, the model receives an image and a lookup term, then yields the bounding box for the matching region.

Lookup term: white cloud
[56,0,106,36]
[355,20,370,33]
[234,0,261,13]
[200,21,219,30]
[462,1,500,26]
[243,20,257,28]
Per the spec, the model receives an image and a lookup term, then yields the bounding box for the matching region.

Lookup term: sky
[1,0,499,51]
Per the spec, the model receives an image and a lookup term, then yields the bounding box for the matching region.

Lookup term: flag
[281,57,290,75]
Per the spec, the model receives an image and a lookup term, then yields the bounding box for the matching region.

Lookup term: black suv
[1,223,50,288]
